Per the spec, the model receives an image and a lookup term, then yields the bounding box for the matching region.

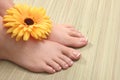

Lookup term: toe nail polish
[65,64,68,67]
[85,37,88,42]
[80,38,86,42]
[70,61,74,65]
[53,69,56,73]
[73,51,81,57]
[58,67,62,70]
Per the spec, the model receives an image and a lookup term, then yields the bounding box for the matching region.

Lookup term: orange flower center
[24,18,34,25]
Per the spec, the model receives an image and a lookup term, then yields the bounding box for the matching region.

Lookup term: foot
[0,17,81,73]
[0,1,88,48]
[48,24,88,48]
[0,0,87,47]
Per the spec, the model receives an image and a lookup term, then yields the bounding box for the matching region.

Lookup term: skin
[49,24,87,48]
[0,0,88,73]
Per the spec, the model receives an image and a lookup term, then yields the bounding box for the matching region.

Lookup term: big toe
[66,37,88,48]
[42,65,56,74]
[27,63,56,74]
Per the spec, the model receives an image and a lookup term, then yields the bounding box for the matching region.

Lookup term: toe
[54,57,72,69]
[46,59,62,72]
[67,37,88,47]
[27,62,56,73]
[42,64,56,74]
[59,55,74,67]
[61,46,81,60]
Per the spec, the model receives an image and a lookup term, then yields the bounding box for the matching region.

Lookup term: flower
[3,4,52,41]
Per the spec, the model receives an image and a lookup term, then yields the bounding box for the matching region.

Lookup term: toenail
[65,64,69,68]
[80,38,86,42]
[52,69,56,73]
[70,61,74,65]
[58,67,62,70]
[85,37,88,42]
[73,51,81,57]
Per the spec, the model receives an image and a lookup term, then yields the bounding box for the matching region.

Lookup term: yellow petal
[18,29,24,37]
[23,27,28,31]
[23,32,30,41]
[3,18,16,22]
[6,27,16,33]
[16,29,24,41]
[11,32,18,38]
[3,15,13,19]
[31,31,38,39]
[29,7,36,16]
[6,8,16,14]
[13,26,21,34]
[41,34,47,39]
[39,7,46,15]
[11,27,21,38]
[4,22,15,27]
[16,37,21,41]
[33,28,42,37]
[27,27,32,32]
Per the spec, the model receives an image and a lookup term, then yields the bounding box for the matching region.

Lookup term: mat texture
[0,0,120,80]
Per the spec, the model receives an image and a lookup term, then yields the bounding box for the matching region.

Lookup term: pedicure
[58,67,62,70]
[52,69,56,73]
[80,38,86,42]
[65,64,69,68]
[85,37,88,42]
[70,61,74,65]
[73,51,81,57]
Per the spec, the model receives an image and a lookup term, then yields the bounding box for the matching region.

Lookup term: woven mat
[0,0,120,80]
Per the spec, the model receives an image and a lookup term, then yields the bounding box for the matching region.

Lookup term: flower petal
[23,31,30,41]
[31,31,38,39]
[16,29,24,41]
[6,27,16,33]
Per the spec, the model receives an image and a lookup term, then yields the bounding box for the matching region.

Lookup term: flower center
[24,18,34,25]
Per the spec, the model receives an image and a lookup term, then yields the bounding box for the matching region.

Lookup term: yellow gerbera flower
[3,4,52,41]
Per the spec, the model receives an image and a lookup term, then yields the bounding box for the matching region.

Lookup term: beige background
[0,0,120,80]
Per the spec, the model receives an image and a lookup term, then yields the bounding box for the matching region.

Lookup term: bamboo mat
[0,0,120,80]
